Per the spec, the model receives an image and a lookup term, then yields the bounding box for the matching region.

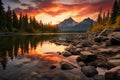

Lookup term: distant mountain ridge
[58,17,78,27]
[58,17,94,32]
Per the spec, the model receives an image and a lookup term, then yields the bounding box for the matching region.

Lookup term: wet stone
[62,51,72,57]
[81,66,98,77]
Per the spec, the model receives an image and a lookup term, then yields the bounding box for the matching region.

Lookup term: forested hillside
[88,0,120,32]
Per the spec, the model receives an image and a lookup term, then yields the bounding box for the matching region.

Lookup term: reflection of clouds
[18,42,65,63]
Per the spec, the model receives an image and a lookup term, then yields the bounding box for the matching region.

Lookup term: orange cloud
[13,0,114,24]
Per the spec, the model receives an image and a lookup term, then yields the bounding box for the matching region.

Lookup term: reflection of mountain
[58,17,94,32]
[0,35,59,70]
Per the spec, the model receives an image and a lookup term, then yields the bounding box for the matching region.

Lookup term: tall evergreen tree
[97,8,102,24]
[106,11,110,20]
[0,0,6,31]
[6,6,12,31]
[19,12,23,31]
[12,10,19,31]
[110,0,119,24]
[22,14,29,31]
[118,0,120,16]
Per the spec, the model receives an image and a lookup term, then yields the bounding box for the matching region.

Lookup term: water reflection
[0,35,66,70]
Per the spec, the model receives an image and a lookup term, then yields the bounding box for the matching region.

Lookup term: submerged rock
[81,66,98,77]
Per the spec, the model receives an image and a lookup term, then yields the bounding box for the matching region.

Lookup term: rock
[60,60,77,70]
[65,46,76,53]
[50,65,56,69]
[76,44,82,48]
[71,48,81,55]
[76,56,86,62]
[80,51,97,63]
[116,70,120,80]
[105,66,120,80]
[96,59,115,69]
[62,51,71,57]
[94,36,109,43]
[77,62,86,67]
[108,54,120,66]
[87,62,97,68]
[91,45,99,50]
[110,32,120,45]
[81,41,92,47]
[81,66,98,77]
[30,71,38,76]
[98,48,118,54]
[94,75,104,80]
[57,51,62,55]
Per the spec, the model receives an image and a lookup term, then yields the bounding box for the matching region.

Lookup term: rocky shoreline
[51,29,120,80]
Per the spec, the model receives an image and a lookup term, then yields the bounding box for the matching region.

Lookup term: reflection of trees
[0,35,59,70]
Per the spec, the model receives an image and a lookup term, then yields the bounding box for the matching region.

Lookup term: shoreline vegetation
[88,0,120,32]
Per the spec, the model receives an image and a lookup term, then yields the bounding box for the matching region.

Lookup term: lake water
[0,34,81,80]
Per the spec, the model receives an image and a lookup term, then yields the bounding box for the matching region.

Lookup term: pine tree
[19,12,23,31]
[106,11,110,20]
[22,14,29,31]
[118,0,120,16]
[0,0,6,31]
[12,10,19,31]
[97,8,102,24]
[102,12,106,25]
[110,0,119,24]
[6,6,13,31]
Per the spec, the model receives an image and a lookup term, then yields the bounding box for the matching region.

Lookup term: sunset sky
[2,0,114,24]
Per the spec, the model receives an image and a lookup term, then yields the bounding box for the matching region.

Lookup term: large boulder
[80,51,97,63]
[81,66,98,77]
[105,66,120,80]
[60,60,77,70]
[110,32,120,45]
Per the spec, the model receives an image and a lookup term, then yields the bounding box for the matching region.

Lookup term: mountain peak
[82,17,94,23]
[58,17,78,27]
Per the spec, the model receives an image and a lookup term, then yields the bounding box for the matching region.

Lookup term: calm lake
[0,34,81,80]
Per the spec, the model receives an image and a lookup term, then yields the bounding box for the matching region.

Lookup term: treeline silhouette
[88,0,120,32]
[0,0,59,33]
